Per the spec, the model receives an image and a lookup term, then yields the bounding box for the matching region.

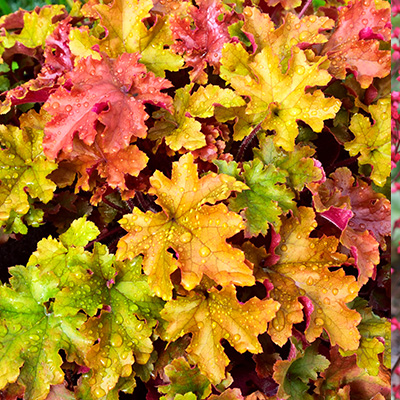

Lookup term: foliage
[0,0,391,399]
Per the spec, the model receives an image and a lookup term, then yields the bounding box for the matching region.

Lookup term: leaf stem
[102,197,127,214]
[298,0,313,18]
[135,190,159,213]
[235,122,263,162]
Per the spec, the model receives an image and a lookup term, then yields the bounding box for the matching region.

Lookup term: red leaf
[43,52,172,159]
[170,0,233,83]
[322,0,390,88]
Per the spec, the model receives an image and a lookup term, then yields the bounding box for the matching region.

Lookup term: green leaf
[254,134,323,191]
[0,110,57,227]
[158,358,211,400]
[345,96,390,186]
[215,158,295,237]
[59,216,100,247]
[76,256,164,397]
[0,265,91,400]
[273,342,330,400]
[1,5,65,49]
[341,298,391,374]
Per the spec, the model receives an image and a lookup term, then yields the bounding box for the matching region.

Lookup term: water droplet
[332,288,338,295]
[306,276,314,285]
[110,333,123,348]
[323,297,330,305]
[295,65,305,75]
[180,232,193,243]
[243,7,252,17]
[199,246,211,257]
[280,244,288,252]
[314,317,324,326]
[94,387,106,398]
[233,334,241,341]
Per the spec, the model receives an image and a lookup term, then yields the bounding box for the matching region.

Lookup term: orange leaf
[322,0,390,88]
[116,153,253,300]
[262,207,361,351]
[160,285,280,384]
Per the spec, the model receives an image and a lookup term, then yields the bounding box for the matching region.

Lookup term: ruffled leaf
[160,285,280,384]
[116,153,252,299]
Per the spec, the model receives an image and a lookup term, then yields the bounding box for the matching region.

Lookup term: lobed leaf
[215,158,295,237]
[262,207,361,351]
[221,43,341,151]
[345,96,390,187]
[117,153,253,300]
[160,285,280,384]
[43,52,172,159]
[0,110,57,227]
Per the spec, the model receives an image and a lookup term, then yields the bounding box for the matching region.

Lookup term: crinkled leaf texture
[149,84,245,151]
[158,357,211,400]
[43,52,172,159]
[117,153,253,300]
[160,284,279,384]
[215,158,295,237]
[170,0,233,83]
[0,110,57,228]
[322,0,390,88]
[22,217,164,398]
[260,207,361,351]
[221,43,341,151]
[345,96,390,187]
[0,264,91,400]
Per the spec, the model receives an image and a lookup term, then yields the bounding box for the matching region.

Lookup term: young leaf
[254,134,323,191]
[158,357,211,400]
[117,153,252,300]
[221,44,341,151]
[0,110,57,227]
[159,285,280,384]
[262,207,361,351]
[215,158,295,237]
[0,265,91,400]
[43,52,172,159]
[273,342,330,400]
[345,97,390,187]
[149,84,245,151]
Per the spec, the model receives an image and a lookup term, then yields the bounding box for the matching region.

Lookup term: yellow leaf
[116,153,252,300]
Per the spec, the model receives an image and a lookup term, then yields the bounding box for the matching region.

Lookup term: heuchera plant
[0,0,391,399]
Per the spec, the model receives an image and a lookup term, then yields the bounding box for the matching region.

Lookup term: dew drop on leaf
[233,334,241,341]
[199,246,211,257]
[179,231,193,244]
[314,317,324,326]
[94,387,106,398]
[111,333,123,348]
